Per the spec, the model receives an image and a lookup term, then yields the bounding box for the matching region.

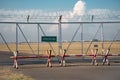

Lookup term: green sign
[41,36,57,42]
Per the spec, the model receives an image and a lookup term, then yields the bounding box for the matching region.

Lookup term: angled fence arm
[0,33,12,52]
[17,24,35,55]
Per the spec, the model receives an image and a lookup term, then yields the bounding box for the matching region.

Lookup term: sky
[0,0,120,10]
[0,0,120,43]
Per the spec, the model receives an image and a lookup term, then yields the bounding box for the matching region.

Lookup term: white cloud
[72,0,85,16]
[48,0,86,33]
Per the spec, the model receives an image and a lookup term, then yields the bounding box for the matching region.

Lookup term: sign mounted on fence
[41,36,57,42]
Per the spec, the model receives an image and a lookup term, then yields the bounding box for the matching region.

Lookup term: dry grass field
[0,41,120,55]
[0,67,34,80]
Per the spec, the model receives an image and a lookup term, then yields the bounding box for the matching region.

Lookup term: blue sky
[0,0,120,10]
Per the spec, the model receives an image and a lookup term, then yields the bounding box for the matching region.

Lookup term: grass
[0,67,34,80]
[0,41,120,55]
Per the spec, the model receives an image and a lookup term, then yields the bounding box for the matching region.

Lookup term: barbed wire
[0,9,120,22]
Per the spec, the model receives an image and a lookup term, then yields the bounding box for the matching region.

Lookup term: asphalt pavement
[0,51,120,80]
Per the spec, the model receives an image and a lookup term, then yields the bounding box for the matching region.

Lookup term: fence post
[58,15,62,55]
